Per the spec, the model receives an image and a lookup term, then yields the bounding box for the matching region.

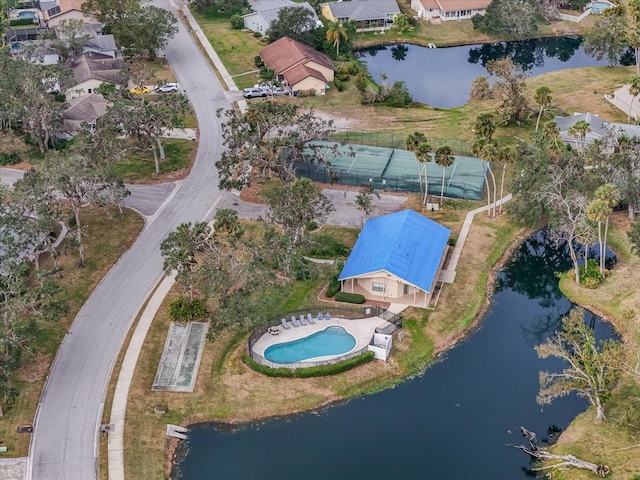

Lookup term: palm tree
[567,120,591,153]
[414,142,432,205]
[497,144,516,213]
[534,86,553,132]
[406,132,430,204]
[628,0,640,74]
[473,139,499,217]
[473,113,495,141]
[594,184,620,274]
[587,199,610,276]
[541,121,563,154]
[326,21,348,57]
[434,145,455,205]
[627,76,640,123]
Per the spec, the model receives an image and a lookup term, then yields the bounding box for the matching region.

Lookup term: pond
[173,232,616,480]
[356,36,612,108]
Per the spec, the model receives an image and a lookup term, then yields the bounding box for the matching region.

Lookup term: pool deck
[253,315,392,366]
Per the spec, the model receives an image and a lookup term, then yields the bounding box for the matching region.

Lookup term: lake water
[357,36,611,108]
[173,231,615,480]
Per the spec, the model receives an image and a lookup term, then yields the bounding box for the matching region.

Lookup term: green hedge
[0,152,21,165]
[242,351,375,377]
[334,291,365,304]
[10,18,36,25]
[325,278,340,297]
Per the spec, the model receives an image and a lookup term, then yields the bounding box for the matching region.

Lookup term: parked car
[269,87,290,96]
[129,86,151,95]
[155,83,179,93]
[242,87,268,98]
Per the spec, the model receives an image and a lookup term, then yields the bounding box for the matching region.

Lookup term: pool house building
[338,210,450,307]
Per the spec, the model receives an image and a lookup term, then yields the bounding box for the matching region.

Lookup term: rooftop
[338,210,450,293]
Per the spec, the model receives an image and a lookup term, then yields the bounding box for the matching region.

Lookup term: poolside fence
[247,305,403,368]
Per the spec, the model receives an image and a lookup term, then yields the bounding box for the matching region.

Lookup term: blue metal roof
[338,210,450,292]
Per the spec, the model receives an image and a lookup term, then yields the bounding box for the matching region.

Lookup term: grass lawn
[0,206,144,458]
[191,8,266,76]
[553,213,640,479]
[113,139,197,183]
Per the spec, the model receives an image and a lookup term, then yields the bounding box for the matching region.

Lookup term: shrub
[579,258,604,288]
[333,78,345,92]
[447,237,457,247]
[230,13,244,29]
[10,18,36,26]
[0,152,21,165]
[336,65,349,81]
[254,55,264,68]
[325,278,340,297]
[168,296,208,322]
[305,220,318,231]
[296,89,316,97]
[335,291,365,304]
[253,31,262,38]
[242,351,375,377]
[307,234,349,259]
[355,75,368,92]
[347,62,361,76]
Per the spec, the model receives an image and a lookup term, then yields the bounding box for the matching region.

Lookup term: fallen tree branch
[513,427,610,477]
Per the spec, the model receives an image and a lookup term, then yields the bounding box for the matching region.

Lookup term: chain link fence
[328,130,473,156]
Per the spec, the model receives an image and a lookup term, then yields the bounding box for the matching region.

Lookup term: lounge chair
[280,318,290,329]
[291,316,301,327]
[324,312,331,321]
[317,313,323,321]
[307,313,315,324]
[299,314,307,326]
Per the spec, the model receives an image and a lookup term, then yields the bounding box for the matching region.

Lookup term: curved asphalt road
[27,3,230,478]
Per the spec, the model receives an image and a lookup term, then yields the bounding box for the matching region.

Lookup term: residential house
[411,0,489,23]
[61,93,110,138]
[44,0,99,27]
[82,34,117,58]
[338,209,451,307]
[259,36,335,95]
[242,0,322,35]
[321,0,400,31]
[10,40,61,65]
[605,84,640,121]
[554,112,640,151]
[66,52,124,99]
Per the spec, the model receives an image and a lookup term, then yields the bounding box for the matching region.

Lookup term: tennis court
[296,142,487,201]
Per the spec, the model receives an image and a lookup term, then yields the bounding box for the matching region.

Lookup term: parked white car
[242,87,269,98]
[155,83,179,93]
[269,87,290,96]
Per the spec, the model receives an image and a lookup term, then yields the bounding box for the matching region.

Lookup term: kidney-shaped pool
[264,325,357,364]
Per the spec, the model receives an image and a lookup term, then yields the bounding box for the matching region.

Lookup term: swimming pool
[264,326,357,364]
[590,1,613,13]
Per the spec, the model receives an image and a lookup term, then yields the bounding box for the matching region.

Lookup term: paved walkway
[441,195,513,283]
[107,274,176,480]
[179,4,248,113]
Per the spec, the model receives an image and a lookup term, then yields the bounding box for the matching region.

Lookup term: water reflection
[356,37,610,107]
[467,36,583,70]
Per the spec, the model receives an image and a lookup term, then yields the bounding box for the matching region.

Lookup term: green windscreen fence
[297,142,487,201]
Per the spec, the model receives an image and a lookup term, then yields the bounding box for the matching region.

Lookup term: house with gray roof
[61,93,110,138]
[321,0,401,31]
[243,0,322,35]
[66,52,124,99]
[82,34,117,58]
[554,112,640,152]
